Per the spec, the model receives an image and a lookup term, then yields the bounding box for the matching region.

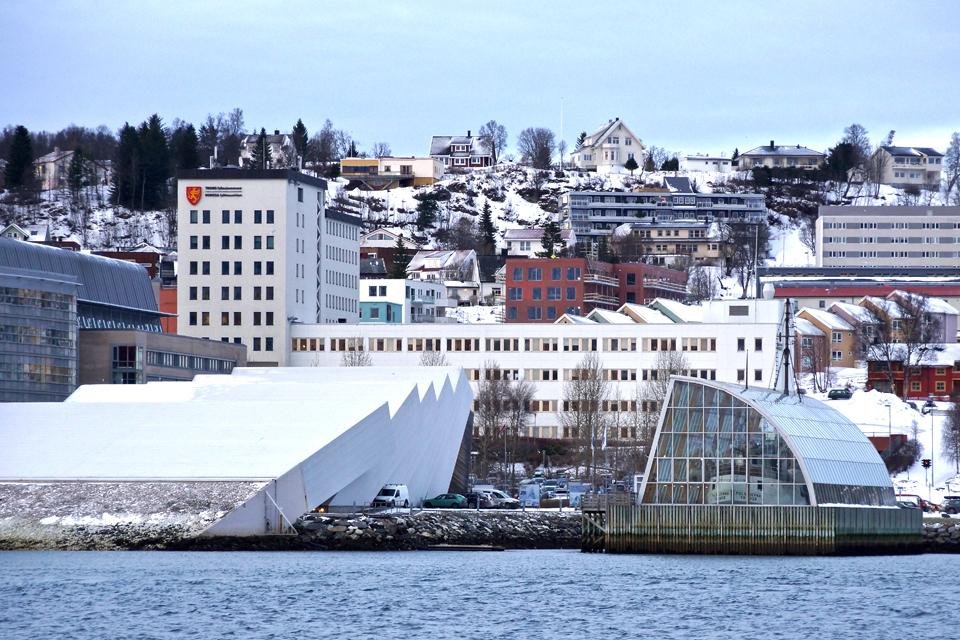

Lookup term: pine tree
[67,147,86,196]
[732,148,739,161]
[138,114,170,210]
[624,157,639,175]
[391,234,410,278]
[416,198,438,230]
[171,123,199,173]
[537,220,563,258]
[292,118,308,162]
[4,125,35,193]
[347,140,359,158]
[478,200,496,253]
[575,131,586,150]
[249,128,272,170]
[112,123,141,209]
[643,155,656,172]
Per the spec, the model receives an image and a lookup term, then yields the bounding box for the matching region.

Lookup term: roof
[0,367,470,480]
[861,296,906,319]
[648,298,703,323]
[741,144,825,157]
[503,228,574,241]
[879,145,943,157]
[407,249,476,272]
[585,308,635,324]
[429,135,494,158]
[887,290,958,316]
[360,257,387,277]
[615,303,674,324]
[554,313,595,325]
[798,307,854,331]
[0,237,157,312]
[829,301,877,324]
[663,177,693,192]
[177,168,327,191]
[795,317,825,336]
[866,343,960,366]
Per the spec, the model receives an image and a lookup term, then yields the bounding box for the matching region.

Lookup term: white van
[371,484,410,508]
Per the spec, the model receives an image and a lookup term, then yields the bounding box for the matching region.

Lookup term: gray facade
[563,189,766,244]
[0,267,78,402]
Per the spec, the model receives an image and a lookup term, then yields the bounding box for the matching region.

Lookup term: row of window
[325,219,359,241]
[0,323,74,348]
[290,336,728,354]
[187,209,278,225]
[0,287,74,310]
[570,194,761,206]
[188,285,275,301]
[824,251,960,258]
[824,236,957,244]
[187,260,274,276]
[510,266,582,282]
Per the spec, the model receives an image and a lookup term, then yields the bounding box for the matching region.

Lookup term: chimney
[770,140,775,150]
[274,129,280,135]
[467,130,471,137]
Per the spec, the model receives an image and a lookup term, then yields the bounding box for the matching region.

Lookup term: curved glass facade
[641,378,896,507]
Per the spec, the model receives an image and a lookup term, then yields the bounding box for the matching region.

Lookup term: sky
[2,0,959,159]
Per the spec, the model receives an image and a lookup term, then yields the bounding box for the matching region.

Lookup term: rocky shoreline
[921,520,960,551]
[0,510,582,551]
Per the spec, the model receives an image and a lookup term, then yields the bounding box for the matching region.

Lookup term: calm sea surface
[0,550,950,639]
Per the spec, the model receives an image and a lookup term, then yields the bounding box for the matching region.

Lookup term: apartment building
[289,299,785,439]
[569,117,643,172]
[871,146,943,189]
[563,185,765,244]
[503,258,687,322]
[738,141,825,170]
[624,220,724,266]
[815,206,960,268]
[176,169,360,366]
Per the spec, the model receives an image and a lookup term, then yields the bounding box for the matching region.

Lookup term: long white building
[290,299,787,439]
[177,169,361,366]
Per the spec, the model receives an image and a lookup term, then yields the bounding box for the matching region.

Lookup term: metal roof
[0,238,158,312]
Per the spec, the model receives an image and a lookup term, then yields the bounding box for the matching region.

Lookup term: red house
[504,258,686,322]
[866,344,960,399]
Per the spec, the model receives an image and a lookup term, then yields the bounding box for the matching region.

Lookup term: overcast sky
[3,0,958,158]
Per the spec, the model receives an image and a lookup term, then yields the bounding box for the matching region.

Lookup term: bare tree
[419,350,449,366]
[944,132,960,203]
[478,120,508,160]
[370,142,391,158]
[517,127,556,169]
[644,145,669,171]
[505,379,535,489]
[687,265,718,302]
[340,348,372,366]
[866,147,891,198]
[724,220,770,298]
[798,332,832,393]
[475,360,509,480]
[560,352,608,484]
[798,215,817,258]
[863,294,942,398]
[842,123,872,168]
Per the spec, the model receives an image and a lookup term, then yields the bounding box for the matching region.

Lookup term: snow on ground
[446,305,503,324]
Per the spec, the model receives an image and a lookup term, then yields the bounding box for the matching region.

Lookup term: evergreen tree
[112,123,141,209]
[249,127,273,170]
[478,200,496,253]
[416,198,439,230]
[67,147,86,196]
[575,131,587,150]
[171,123,199,173]
[292,118,308,162]
[197,115,221,167]
[660,157,679,171]
[4,125,35,192]
[391,234,411,278]
[597,236,615,262]
[643,155,656,172]
[537,219,564,258]
[731,148,739,162]
[347,140,359,158]
[138,114,170,209]
[624,157,639,175]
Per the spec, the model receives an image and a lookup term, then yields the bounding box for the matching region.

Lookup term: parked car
[484,489,521,509]
[827,388,852,400]
[941,496,960,515]
[371,484,410,508]
[422,493,467,509]
[464,492,495,509]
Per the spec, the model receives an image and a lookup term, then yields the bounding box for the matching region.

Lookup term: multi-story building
[33,148,111,191]
[563,186,765,244]
[503,257,687,322]
[623,220,724,266]
[429,131,495,171]
[406,250,481,306]
[569,117,643,172]
[340,156,444,190]
[359,278,451,323]
[289,298,785,439]
[796,307,858,369]
[176,169,360,366]
[815,206,960,268]
[871,146,943,189]
[738,141,825,170]
[867,343,960,398]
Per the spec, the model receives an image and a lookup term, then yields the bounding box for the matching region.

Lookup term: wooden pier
[581,502,922,555]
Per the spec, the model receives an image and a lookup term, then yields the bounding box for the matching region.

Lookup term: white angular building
[176,169,361,366]
[0,367,473,539]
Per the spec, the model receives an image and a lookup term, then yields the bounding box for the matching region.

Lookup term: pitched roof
[829,301,877,324]
[886,289,958,315]
[648,298,703,323]
[663,176,693,192]
[798,307,854,331]
[795,317,825,336]
[880,145,943,157]
[615,302,674,324]
[554,313,595,325]
[503,228,574,241]
[429,135,494,157]
[585,308,636,324]
[741,144,824,157]
[866,343,960,366]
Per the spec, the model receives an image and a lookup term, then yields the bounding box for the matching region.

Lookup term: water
[0,550,950,639]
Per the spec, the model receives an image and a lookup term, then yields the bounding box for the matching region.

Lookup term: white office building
[290,299,786,439]
[177,169,360,366]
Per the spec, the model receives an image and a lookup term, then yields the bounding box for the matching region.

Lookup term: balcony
[583,292,619,307]
[583,272,619,287]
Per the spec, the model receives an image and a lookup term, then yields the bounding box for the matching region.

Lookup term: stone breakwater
[922,520,960,551]
[0,510,582,551]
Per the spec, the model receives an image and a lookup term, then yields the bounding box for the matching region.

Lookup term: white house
[406,249,481,305]
[569,117,643,172]
[360,277,452,324]
[503,227,577,257]
[681,154,733,174]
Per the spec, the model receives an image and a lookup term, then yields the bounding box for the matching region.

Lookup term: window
[254,262,262,275]
[266,236,274,249]
[936,381,947,392]
[832,350,843,361]
[189,261,198,275]
[737,338,746,351]
[202,210,210,224]
[547,287,561,300]
[222,210,230,224]
[190,210,198,224]
[189,286,197,300]
[253,338,261,352]
[254,312,261,326]
[234,261,242,275]
[221,261,229,275]
[298,187,304,202]
[832,331,843,343]
[512,267,523,281]
[266,287,274,300]
[254,210,262,224]
[202,287,210,300]
[221,311,230,326]
[527,307,542,320]
[528,267,542,281]
[566,287,576,300]
[233,312,241,325]
[911,381,922,392]
[266,261,274,275]
[626,273,636,285]
[201,311,209,326]
[508,287,523,301]
[202,261,210,275]
[754,338,762,351]
[234,236,242,250]
[189,312,197,326]
[737,369,745,382]
[567,267,581,280]
[254,287,262,300]
[551,267,562,280]
[254,236,262,249]
[754,369,762,382]
[507,306,518,320]
[266,210,274,224]
[265,312,273,326]
[234,210,242,224]
[190,236,198,250]
[221,286,229,300]
[221,236,229,249]
[532,288,542,300]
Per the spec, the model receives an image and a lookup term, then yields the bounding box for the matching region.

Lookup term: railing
[583,273,619,287]
[583,293,619,307]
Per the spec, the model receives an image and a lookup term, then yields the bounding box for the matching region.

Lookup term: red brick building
[504,258,686,322]
[866,344,960,399]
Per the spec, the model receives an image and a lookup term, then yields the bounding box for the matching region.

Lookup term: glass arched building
[640,377,897,508]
